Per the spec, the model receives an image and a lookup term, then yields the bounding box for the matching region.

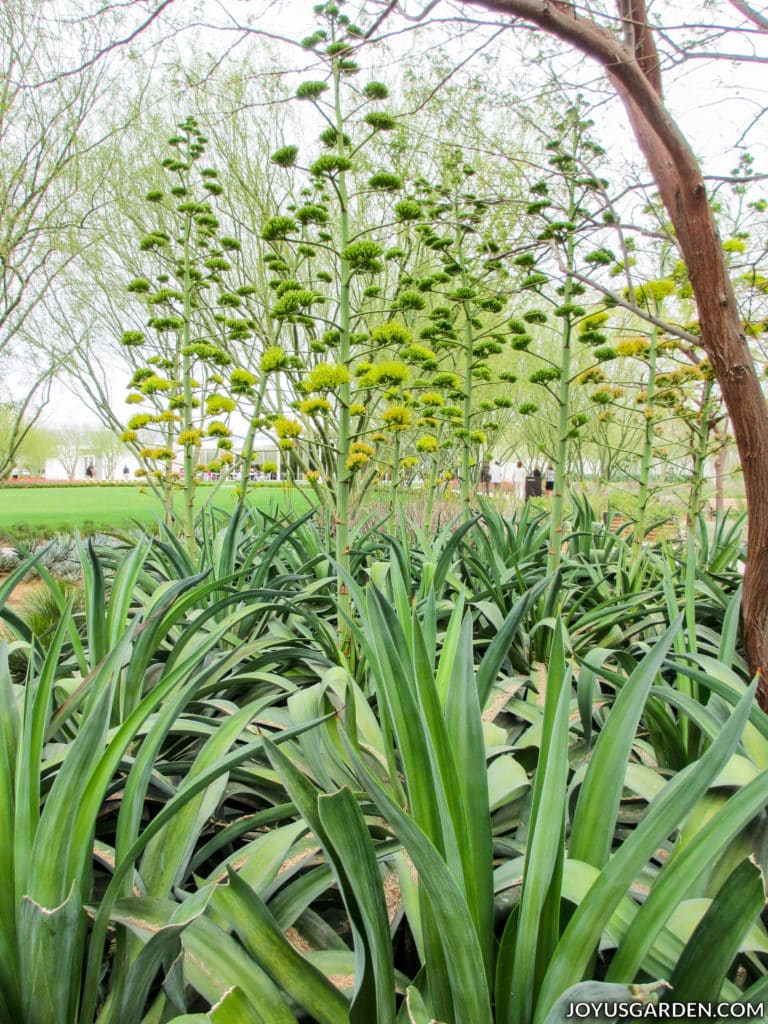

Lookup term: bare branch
[34,0,179,86]
[729,0,768,31]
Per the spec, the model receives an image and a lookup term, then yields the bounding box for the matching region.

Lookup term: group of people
[480,459,555,500]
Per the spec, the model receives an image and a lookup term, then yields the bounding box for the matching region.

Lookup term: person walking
[490,460,503,496]
[480,460,491,496]
[545,463,555,496]
[511,460,526,501]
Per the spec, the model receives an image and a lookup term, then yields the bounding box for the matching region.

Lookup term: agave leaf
[76,536,108,671]
[316,790,395,1024]
[574,645,639,753]
[499,620,571,1024]
[444,612,494,976]
[569,616,681,869]
[141,700,266,896]
[0,647,21,1017]
[359,588,454,861]
[206,821,307,894]
[400,985,445,1024]
[535,680,756,1023]
[264,732,395,1024]
[434,594,466,707]
[164,985,259,1023]
[432,515,480,594]
[0,546,49,663]
[665,898,768,953]
[81,717,330,1024]
[622,763,666,802]
[14,599,74,897]
[213,868,350,1024]
[476,575,551,706]
[346,746,493,1024]
[183,915,298,1023]
[488,755,529,812]
[112,897,296,1023]
[606,766,768,981]
[666,859,765,1004]
[103,889,211,1024]
[18,883,82,1024]
[540,980,668,1024]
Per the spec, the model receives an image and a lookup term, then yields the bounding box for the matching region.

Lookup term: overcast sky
[35,0,768,427]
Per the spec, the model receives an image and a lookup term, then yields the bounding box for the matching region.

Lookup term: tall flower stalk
[118,119,258,553]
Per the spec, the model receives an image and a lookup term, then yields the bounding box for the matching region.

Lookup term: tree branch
[729,0,768,31]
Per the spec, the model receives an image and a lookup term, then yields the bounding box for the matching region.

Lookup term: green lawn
[0,483,312,539]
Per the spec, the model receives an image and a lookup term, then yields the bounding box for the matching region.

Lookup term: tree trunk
[463,0,768,704]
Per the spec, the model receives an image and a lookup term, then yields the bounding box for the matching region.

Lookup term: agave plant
[0,500,764,1023]
[179,554,767,1023]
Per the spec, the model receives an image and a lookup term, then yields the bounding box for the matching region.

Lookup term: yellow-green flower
[178,429,203,446]
[350,441,375,457]
[368,360,409,385]
[261,346,289,373]
[578,368,606,386]
[127,414,152,430]
[615,337,649,358]
[346,452,370,472]
[416,435,439,453]
[231,368,258,392]
[298,398,332,415]
[274,416,303,439]
[382,405,411,431]
[207,421,231,438]
[140,446,174,460]
[370,322,412,346]
[404,343,437,363]
[141,375,175,395]
[206,394,236,415]
[301,362,351,393]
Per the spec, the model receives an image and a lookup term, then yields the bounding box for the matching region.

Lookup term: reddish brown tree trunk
[463,0,768,702]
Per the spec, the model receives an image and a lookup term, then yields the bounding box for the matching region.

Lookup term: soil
[0,574,44,611]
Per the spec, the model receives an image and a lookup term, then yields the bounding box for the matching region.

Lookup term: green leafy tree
[0,0,121,478]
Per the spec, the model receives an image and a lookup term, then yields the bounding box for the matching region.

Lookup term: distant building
[44,447,140,482]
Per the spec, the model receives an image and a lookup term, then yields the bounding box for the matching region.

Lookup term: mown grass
[0,482,312,539]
